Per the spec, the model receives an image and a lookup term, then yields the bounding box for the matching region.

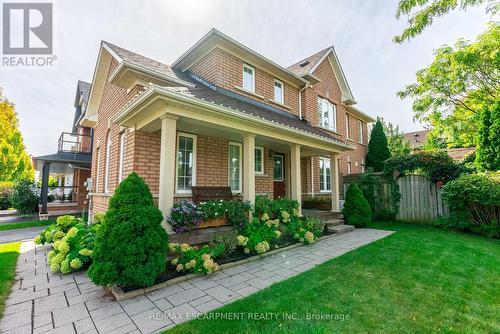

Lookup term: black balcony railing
[57,132,92,154]
[47,186,78,203]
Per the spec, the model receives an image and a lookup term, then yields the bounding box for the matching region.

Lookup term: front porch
[114,84,352,233]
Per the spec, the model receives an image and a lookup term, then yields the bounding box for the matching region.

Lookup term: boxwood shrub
[342,183,372,227]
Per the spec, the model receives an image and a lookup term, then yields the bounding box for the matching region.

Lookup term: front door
[273,154,285,198]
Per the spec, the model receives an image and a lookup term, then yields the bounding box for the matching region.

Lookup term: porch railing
[47,186,78,203]
[57,132,92,154]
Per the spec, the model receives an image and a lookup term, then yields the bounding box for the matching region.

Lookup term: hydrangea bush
[236,214,281,255]
[168,243,221,274]
[35,215,100,274]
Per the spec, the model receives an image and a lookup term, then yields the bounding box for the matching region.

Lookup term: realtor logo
[2,3,53,55]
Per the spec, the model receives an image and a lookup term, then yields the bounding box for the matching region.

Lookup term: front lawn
[167,222,500,333]
[0,242,20,318]
[0,220,52,232]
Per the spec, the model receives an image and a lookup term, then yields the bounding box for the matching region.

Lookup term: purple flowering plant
[167,201,204,233]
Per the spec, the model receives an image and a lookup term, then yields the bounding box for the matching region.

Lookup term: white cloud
[0,0,493,156]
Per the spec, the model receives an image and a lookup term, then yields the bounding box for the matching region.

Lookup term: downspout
[298,84,309,120]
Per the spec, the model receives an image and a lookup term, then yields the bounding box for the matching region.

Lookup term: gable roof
[288,46,356,104]
[403,130,429,148]
[172,28,309,87]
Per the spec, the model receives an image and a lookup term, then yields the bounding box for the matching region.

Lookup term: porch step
[303,210,343,220]
[325,219,344,227]
[327,224,355,235]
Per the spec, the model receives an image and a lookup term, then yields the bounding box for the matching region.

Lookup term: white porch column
[290,144,302,215]
[242,134,256,206]
[159,114,178,233]
[330,152,340,212]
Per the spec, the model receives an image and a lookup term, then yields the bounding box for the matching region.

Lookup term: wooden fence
[343,173,449,223]
[396,174,449,223]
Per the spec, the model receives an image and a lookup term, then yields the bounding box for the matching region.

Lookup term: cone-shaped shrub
[342,183,372,227]
[366,118,391,172]
[88,172,168,288]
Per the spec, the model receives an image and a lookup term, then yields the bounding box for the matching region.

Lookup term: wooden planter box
[196,217,228,229]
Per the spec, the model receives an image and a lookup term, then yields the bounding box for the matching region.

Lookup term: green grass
[166,222,500,333]
[0,242,20,318]
[0,220,52,231]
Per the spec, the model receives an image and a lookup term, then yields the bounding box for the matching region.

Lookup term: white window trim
[228,142,242,193]
[358,120,364,144]
[175,132,197,194]
[346,114,351,139]
[255,146,264,175]
[274,79,284,104]
[319,157,331,193]
[95,148,100,192]
[104,133,112,193]
[318,97,337,132]
[242,64,255,92]
[118,132,125,183]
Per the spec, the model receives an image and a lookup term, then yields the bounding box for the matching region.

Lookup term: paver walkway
[1,229,393,334]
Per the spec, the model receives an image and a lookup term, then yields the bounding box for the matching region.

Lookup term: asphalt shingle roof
[287,47,330,77]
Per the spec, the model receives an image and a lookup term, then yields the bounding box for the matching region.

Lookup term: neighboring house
[79,29,375,232]
[403,130,429,149]
[33,81,93,218]
[403,129,474,160]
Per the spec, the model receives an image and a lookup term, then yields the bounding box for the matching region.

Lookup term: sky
[0,0,494,157]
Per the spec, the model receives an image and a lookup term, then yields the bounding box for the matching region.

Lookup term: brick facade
[89,40,372,215]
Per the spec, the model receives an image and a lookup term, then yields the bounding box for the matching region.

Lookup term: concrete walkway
[1,229,393,334]
[0,226,47,244]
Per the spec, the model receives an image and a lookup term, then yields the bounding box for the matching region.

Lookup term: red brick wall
[190,47,300,116]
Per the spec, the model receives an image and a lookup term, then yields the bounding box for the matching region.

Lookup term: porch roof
[116,75,355,152]
[33,152,91,171]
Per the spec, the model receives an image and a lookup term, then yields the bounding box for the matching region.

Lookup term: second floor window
[242,64,255,92]
[318,97,337,132]
[346,114,351,139]
[118,132,126,183]
[274,80,284,104]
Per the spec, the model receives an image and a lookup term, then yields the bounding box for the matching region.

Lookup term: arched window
[104,131,112,193]
[118,132,125,183]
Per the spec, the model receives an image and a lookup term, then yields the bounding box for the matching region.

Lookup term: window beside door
[176,133,196,193]
[319,157,331,192]
[228,142,242,193]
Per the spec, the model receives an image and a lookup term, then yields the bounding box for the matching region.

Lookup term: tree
[380,118,412,157]
[88,172,168,288]
[0,89,34,182]
[475,103,500,170]
[10,179,39,214]
[398,23,500,148]
[342,183,372,227]
[393,0,498,43]
[366,118,391,172]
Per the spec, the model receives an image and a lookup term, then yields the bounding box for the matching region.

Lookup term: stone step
[325,219,344,227]
[327,224,355,235]
[303,210,343,220]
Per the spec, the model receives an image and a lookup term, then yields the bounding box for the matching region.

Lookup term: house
[33,81,93,218]
[403,129,474,160]
[403,130,429,149]
[79,29,375,232]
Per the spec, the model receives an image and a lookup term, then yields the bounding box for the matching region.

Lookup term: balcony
[57,132,92,154]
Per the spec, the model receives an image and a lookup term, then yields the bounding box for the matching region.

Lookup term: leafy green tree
[394,0,498,43]
[0,88,34,182]
[88,172,168,288]
[366,118,391,172]
[342,183,372,227]
[475,103,500,170]
[10,179,39,214]
[398,23,500,148]
[380,118,411,157]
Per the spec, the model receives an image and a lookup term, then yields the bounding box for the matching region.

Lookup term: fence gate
[396,174,449,223]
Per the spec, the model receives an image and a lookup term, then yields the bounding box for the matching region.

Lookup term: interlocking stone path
[1,229,393,334]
